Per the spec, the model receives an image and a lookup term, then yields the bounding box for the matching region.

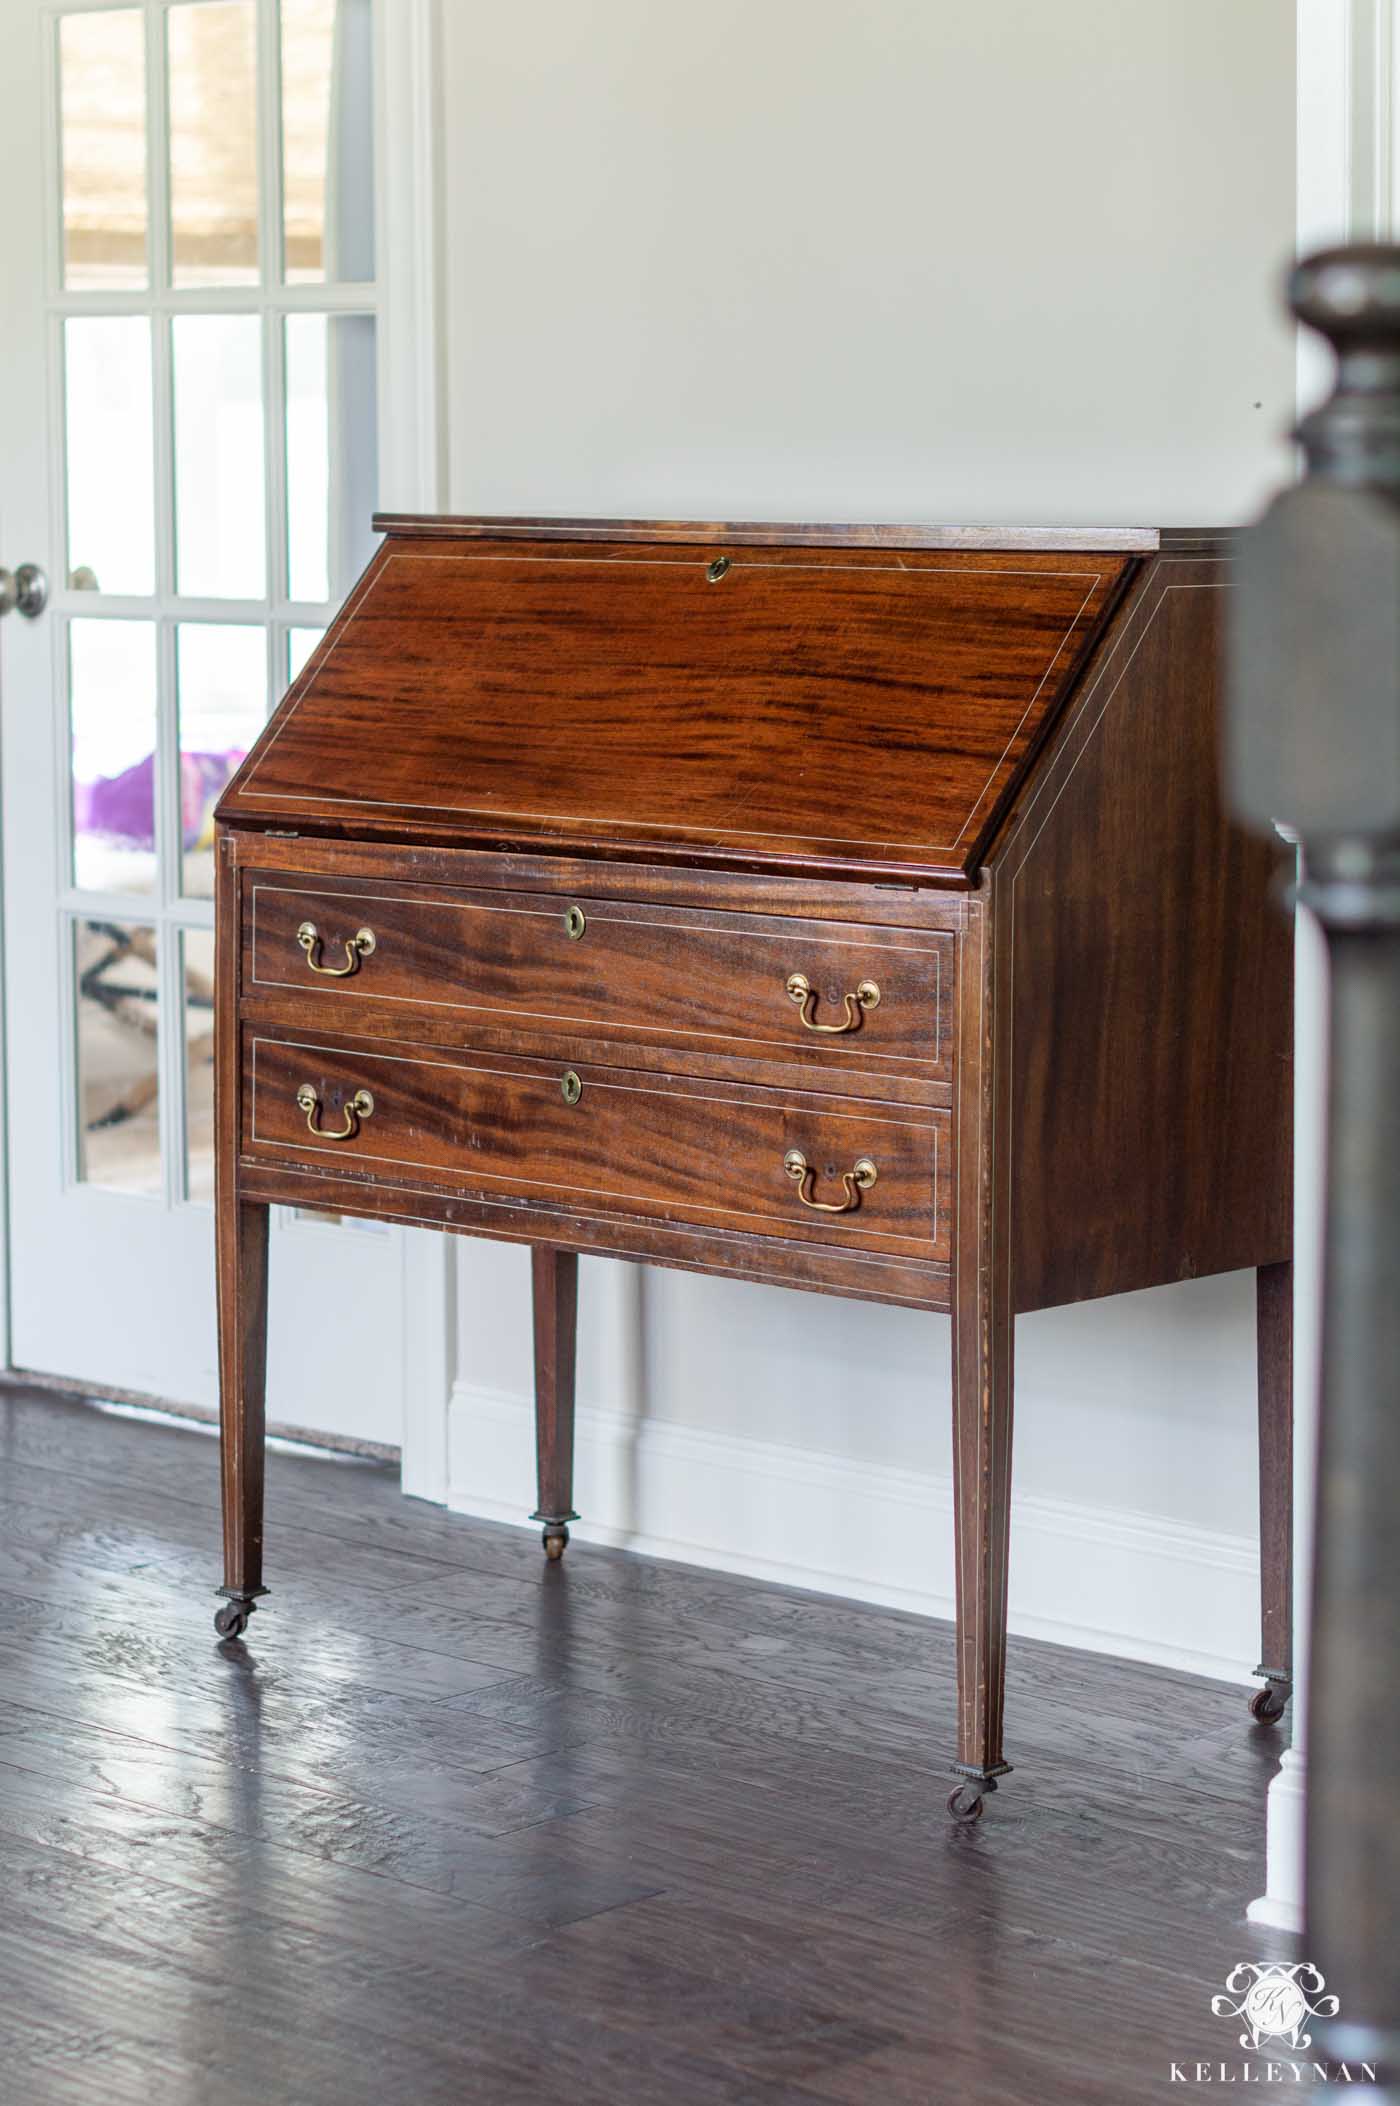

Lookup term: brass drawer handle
[296,1084,374,1140]
[297,920,376,977]
[785,972,880,1034]
[783,1149,877,1213]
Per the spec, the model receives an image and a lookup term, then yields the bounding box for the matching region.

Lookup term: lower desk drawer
[244,1031,948,1260]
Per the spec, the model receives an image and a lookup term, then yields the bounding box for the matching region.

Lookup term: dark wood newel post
[1229,243,1400,2095]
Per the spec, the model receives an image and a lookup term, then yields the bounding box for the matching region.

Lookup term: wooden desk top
[220,521,1140,884]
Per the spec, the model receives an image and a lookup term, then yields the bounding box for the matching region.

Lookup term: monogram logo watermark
[1167,1962,1377,2085]
[1211,1963,1339,2052]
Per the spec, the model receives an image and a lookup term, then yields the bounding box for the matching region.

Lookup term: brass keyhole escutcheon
[563,904,586,940]
[561,1070,583,1105]
[706,556,731,584]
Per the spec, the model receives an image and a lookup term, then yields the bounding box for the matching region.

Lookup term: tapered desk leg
[948,1267,1015,1823]
[947,895,1014,1823]
[530,1245,579,1561]
[1252,1258,1294,1723]
[214,1195,270,1639]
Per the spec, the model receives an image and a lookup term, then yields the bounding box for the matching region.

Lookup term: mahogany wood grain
[247,872,953,1082]
[244,1030,949,1261]
[531,1248,579,1545]
[372,511,1161,551]
[219,537,1134,883]
[950,895,1015,1792]
[236,1154,950,1312]
[995,553,1294,1313]
[214,1201,267,1604]
[1256,1260,1294,1692]
[239,993,948,1112]
[234,833,972,933]
[214,835,269,1613]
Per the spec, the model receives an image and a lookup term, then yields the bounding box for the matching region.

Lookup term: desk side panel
[993,553,1293,1314]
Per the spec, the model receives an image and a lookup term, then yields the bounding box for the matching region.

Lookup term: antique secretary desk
[212,517,1293,1821]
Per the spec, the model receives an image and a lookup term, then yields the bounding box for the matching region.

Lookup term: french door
[0,0,433,1445]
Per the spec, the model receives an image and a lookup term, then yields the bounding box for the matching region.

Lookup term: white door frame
[0,0,450,1493]
[374,0,452,1501]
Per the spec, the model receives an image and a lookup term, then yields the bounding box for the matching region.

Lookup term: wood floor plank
[0,1519,1277,1838]
[0,1381,1300,2106]
[0,1835,819,2106]
[0,1699,658,1923]
[0,1389,1252,1730]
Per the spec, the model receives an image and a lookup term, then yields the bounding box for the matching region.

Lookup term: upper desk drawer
[245,875,953,1080]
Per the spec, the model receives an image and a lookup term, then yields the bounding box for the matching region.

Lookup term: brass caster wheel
[214,1603,250,1640]
[1250,1682,1289,1725]
[947,1783,985,1824]
[542,1526,570,1562]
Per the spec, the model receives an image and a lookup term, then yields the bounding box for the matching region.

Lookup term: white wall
[435,0,1299,1681]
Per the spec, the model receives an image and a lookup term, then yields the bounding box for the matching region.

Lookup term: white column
[1249,905,1327,1933]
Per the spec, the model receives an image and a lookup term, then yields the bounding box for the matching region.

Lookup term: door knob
[0,564,48,619]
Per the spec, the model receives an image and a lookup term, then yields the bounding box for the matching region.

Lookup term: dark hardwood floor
[0,1379,1299,2105]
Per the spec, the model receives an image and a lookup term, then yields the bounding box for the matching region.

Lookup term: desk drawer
[246,875,950,1079]
[244,1030,948,1260]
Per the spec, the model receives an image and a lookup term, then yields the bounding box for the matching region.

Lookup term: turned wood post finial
[1291,244,1400,487]
[1228,244,1400,863]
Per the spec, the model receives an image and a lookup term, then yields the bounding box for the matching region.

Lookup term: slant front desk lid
[220,520,1148,883]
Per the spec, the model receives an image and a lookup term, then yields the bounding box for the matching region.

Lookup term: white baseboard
[447,1383,1260,1685]
[1248,1747,1307,1932]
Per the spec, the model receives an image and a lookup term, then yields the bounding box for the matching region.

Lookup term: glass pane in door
[288,625,324,678]
[182,930,216,1204]
[167,0,259,288]
[59,8,149,291]
[177,623,268,897]
[70,619,158,894]
[282,0,375,284]
[285,313,378,601]
[65,317,156,596]
[74,919,161,1195]
[172,315,267,597]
